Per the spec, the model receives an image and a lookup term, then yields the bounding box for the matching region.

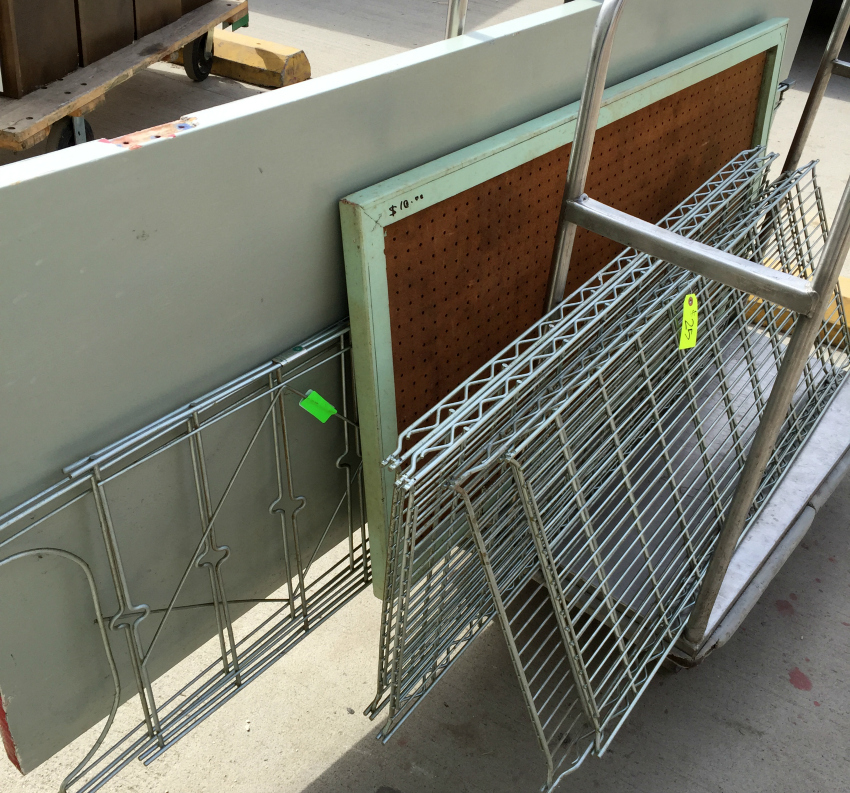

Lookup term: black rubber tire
[183,34,213,82]
[48,117,95,150]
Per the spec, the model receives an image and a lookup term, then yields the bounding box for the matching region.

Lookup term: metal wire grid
[372,153,850,785]
[0,321,369,793]
[477,160,849,759]
[452,479,598,782]
[398,168,800,783]
[368,149,775,737]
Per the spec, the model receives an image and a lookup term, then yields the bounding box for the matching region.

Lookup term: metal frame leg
[445,0,468,38]
[72,116,87,145]
[684,175,850,644]
[783,0,850,172]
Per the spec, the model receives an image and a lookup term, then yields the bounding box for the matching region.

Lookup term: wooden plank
[11,126,50,150]
[173,28,311,88]
[0,0,248,151]
[68,93,108,117]
[340,20,787,593]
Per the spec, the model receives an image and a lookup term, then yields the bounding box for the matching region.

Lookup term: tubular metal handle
[545,0,627,310]
[543,0,819,314]
[565,196,818,314]
[783,0,850,172]
[445,0,469,38]
[539,0,850,649]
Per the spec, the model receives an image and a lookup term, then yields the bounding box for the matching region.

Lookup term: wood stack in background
[182,0,214,13]
[134,0,181,38]
[0,0,214,97]
[78,0,135,64]
[0,0,79,98]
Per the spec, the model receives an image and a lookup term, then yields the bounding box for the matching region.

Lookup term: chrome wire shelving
[370,150,850,789]
[368,148,769,735]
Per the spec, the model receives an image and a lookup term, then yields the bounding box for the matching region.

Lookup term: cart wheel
[48,117,95,150]
[183,34,213,82]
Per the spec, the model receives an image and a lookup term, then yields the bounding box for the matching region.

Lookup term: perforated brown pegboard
[384,53,766,431]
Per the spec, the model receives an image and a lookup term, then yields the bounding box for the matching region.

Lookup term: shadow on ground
[246,0,549,50]
[294,476,850,793]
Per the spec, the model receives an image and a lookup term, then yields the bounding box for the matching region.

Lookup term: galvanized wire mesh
[0,322,369,792]
[368,149,771,735]
[371,148,850,788]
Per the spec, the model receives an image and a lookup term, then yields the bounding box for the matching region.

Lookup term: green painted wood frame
[340,18,787,595]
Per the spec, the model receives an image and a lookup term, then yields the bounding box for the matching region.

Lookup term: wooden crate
[77,0,136,65]
[0,0,248,151]
[181,0,213,12]
[134,0,182,38]
[0,0,79,98]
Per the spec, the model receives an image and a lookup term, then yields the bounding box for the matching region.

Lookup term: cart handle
[544,0,817,314]
[539,0,850,650]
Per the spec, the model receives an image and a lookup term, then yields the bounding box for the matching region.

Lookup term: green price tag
[679,293,699,350]
[299,390,337,423]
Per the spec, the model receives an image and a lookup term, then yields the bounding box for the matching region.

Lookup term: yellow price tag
[679,293,698,350]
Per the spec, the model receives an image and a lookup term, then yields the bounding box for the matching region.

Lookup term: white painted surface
[0,0,810,513]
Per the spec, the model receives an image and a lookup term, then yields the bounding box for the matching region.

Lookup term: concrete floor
[1,3,849,792]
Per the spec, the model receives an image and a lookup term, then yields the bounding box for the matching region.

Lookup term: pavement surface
[0,3,848,793]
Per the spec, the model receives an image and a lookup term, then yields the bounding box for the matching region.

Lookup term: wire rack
[371,149,850,789]
[0,321,369,792]
[367,148,770,734]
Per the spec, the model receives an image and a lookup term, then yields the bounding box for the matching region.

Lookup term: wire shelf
[0,322,370,792]
[371,149,850,789]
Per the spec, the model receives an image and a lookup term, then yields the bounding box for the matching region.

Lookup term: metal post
[684,173,850,646]
[545,0,627,310]
[545,0,817,315]
[564,196,817,314]
[72,116,87,145]
[783,0,850,172]
[445,0,469,39]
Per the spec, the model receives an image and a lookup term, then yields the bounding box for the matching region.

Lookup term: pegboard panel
[385,53,766,431]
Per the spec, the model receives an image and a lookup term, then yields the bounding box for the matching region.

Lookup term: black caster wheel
[48,117,95,150]
[183,33,213,82]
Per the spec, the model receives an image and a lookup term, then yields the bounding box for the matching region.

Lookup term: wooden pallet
[0,0,248,151]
